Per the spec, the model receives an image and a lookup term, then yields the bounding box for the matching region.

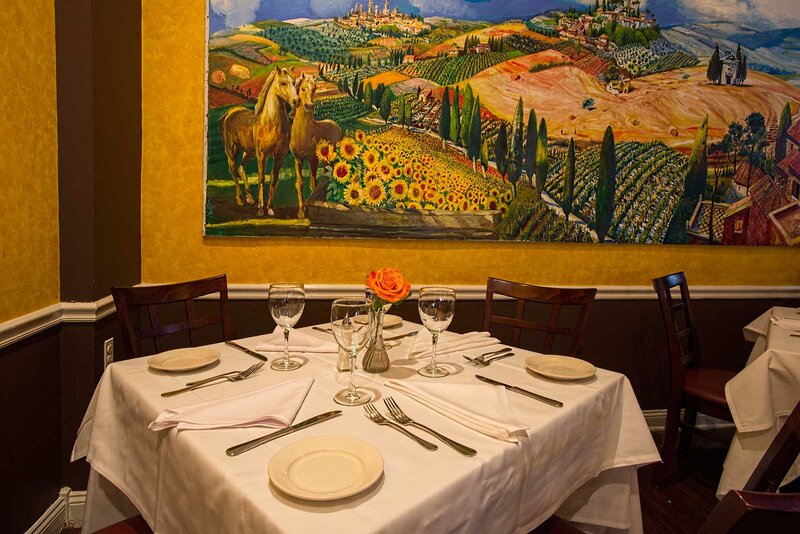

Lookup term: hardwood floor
[63,433,729,534]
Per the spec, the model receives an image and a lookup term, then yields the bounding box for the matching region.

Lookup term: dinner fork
[363,404,438,451]
[384,397,476,456]
[161,361,265,397]
[463,347,514,366]
[185,361,265,387]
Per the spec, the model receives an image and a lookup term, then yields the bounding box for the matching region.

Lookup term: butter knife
[475,375,563,408]
[225,341,268,362]
[226,410,343,456]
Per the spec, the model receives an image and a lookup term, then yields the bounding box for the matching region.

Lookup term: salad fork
[161,361,265,397]
[363,404,438,451]
[463,347,514,366]
[384,397,476,456]
[185,361,265,387]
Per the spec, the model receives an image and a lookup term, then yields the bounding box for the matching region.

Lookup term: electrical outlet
[104,338,114,369]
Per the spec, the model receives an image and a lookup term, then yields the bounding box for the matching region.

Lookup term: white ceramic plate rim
[146,347,220,372]
[525,354,596,380]
[268,435,384,501]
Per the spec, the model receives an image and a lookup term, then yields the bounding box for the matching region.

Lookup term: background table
[73,324,659,533]
[717,307,800,498]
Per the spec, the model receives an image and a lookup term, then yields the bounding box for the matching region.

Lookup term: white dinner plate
[526,354,596,381]
[268,435,383,501]
[354,314,403,328]
[147,347,220,372]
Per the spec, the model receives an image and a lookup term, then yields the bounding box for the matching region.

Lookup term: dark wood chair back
[744,400,800,493]
[482,277,597,355]
[111,274,231,359]
[699,490,800,533]
[652,271,702,371]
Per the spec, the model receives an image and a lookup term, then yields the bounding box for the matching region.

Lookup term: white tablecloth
[717,307,800,498]
[73,324,659,533]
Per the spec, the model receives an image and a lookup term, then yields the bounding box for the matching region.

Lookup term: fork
[463,347,513,366]
[384,397,476,456]
[363,404,438,451]
[185,361,265,387]
[161,361,265,397]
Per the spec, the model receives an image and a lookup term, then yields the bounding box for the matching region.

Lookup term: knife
[475,375,563,408]
[226,410,343,456]
[225,341,268,362]
[384,331,418,342]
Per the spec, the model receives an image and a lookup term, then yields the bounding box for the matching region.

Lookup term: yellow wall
[0,1,59,323]
[141,1,800,287]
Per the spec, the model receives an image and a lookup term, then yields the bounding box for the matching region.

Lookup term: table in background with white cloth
[717,307,800,498]
[73,323,659,533]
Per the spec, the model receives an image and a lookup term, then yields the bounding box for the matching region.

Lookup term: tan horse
[218,68,299,215]
[290,73,343,217]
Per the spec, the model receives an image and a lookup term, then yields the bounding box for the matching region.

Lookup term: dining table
[72,321,660,534]
[716,306,800,498]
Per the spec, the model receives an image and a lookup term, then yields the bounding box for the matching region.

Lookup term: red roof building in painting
[787,117,800,153]
[776,149,800,201]
[722,176,790,246]
[731,163,767,197]
[768,202,800,246]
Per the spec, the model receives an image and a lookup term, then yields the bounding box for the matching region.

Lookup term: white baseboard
[25,488,85,534]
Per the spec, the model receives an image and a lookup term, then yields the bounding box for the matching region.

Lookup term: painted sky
[209,0,800,33]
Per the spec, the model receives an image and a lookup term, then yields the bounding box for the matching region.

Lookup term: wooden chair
[111,274,231,359]
[482,277,597,356]
[652,272,736,487]
[699,401,800,532]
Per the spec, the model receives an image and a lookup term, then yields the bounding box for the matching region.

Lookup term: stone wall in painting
[205,0,800,245]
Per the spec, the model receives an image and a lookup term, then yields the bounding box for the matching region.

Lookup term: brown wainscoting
[0,327,62,534]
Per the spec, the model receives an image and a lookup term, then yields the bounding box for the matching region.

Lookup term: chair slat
[111,274,232,359]
[482,277,596,357]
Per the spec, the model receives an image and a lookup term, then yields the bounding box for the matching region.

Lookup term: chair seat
[683,368,737,408]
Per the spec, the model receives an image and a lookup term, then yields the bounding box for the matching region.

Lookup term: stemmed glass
[331,298,374,406]
[268,283,305,371]
[417,287,456,378]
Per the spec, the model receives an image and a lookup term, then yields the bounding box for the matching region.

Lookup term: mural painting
[205,0,800,245]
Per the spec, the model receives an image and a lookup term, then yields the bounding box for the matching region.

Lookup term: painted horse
[218,68,299,215]
[290,73,343,217]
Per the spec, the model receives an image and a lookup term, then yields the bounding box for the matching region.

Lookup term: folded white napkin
[408,330,502,360]
[255,326,338,353]
[149,377,314,431]
[384,379,528,442]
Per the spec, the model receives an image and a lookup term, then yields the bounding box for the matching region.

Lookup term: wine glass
[268,283,305,371]
[417,287,456,378]
[331,298,374,406]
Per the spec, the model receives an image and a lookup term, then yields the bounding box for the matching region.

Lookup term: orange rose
[367,268,411,304]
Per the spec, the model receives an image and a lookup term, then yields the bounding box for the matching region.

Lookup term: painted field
[462,65,800,146]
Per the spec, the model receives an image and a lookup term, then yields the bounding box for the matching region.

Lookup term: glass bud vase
[363,309,390,373]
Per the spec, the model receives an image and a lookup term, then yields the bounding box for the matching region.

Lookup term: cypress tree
[776,102,793,163]
[468,96,482,171]
[405,98,413,127]
[450,86,461,144]
[683,115,709,200]
[595,126,617,242]
[510,97,524,187]
[379,91,391,124]
[439,87,451,141]
[563,138,575,218]
[707,44,722,84]
[739,55,747,84]
[374,83,385,109]
[480,139,489,177]
[357,81,364,100]
[535,118,548,192]
[525,108,538,183]
[364,83,374,109]
[495,122,508,180]
[398,94,406,127]
[460,84,474,147]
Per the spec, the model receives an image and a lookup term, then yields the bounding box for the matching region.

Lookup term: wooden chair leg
[678,408,696,459]
[655,403,682,487]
